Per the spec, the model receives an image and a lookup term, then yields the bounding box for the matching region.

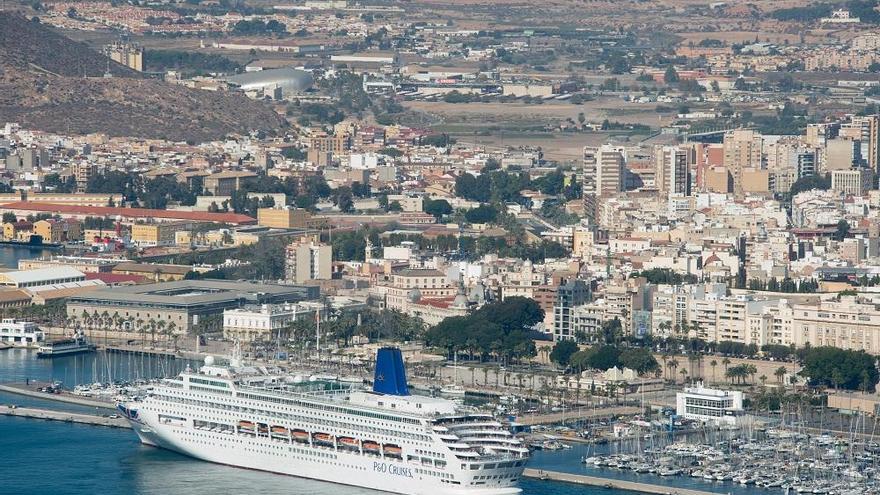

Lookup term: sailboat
[441,353,466,396]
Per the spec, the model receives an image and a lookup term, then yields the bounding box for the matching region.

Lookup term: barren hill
[0,12,285,142]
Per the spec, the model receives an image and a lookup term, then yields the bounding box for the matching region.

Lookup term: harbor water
[0,348,751,495]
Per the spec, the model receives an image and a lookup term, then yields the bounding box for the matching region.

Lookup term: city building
[131,222,199,247]
[553,278,591,341]
[675,383,744,425]
[583,145,625,225]
[284,239,332,284]
[66,280,319,334]
[0,267,86,289]
[222,303,317,342]
[104,42,144,71]
[831,169,872,196]
[723,130,763,198]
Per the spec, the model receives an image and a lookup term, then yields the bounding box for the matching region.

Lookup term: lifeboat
[384,444,402,457]
[271,426,289,436]
[363,441,380,452]
[313,432,334,445]
[239,421,255,430]
[257,424,269,434]
[338,437,359,449]
[292,429,309,442]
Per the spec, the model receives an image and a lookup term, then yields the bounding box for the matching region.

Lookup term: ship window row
[235,392,420,425]
[191,385,232,395]
[190,378,229,388]
[152,395,429,442]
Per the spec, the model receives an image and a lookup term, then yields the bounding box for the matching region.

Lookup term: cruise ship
[118,347,528,495]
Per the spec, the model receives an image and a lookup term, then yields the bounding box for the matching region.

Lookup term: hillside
[0,12,285,142]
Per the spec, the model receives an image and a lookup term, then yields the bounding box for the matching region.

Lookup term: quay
[523,469,722,495]
[0,405,130,428]
[0,383,116,410]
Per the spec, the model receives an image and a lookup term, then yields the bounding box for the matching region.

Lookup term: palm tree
[680,368,689,384]
[710,359,718,384]
[135,319,144,345]
[147,318,157,345]
[775,366,787,385]
[668,358,679,382]
[759,375,767,387]
[722,357,731,377]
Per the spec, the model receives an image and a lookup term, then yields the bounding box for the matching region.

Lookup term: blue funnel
[373,347,410,396]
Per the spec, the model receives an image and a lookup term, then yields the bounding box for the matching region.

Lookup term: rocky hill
[0,12,285,142]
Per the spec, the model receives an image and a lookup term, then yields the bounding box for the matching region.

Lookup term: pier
[0,383,116,410]
[0,405,131,428]
[523,469,722,495]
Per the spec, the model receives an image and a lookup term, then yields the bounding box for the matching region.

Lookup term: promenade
[0,405,130,428]
[523,469,722,495]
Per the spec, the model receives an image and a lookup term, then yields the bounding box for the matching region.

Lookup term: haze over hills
[0,12,285,142]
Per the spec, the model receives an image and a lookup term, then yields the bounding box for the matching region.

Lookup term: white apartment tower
[583,145,625,225]
[285,240,332,283]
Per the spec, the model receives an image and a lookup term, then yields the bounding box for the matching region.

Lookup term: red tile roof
[85,272,148,285]
[0,202,256,225]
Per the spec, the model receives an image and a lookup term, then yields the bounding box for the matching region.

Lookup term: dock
[523,469,722,495]
[0,405,131,428]
[0,383,116,410]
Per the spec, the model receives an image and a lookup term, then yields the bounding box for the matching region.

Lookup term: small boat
[292,429,309,442]
[271,426,288,436]
[239,421,255,431]
[440,385,466,396]
[363,441,380,452]
[339,437,359,449]
[36,333,95,358]
[384,444,402,457]
[313,433,334,444]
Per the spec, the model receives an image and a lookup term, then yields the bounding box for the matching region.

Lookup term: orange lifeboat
[313,432,334,444]
[239,421,255,430]
[363,441,380,452]
[338,437,359,449]
[271,426,288,436]
[384,444,402,457]
[292,429,309,442]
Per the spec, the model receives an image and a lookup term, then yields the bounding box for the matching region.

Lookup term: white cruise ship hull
[128,412,522,495]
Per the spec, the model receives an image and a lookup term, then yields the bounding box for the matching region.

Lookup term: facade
[33,219,82,243]
[18,256,118,273]
[723,130,762,198]
[131,222,197,247]
[831,169,873,196]
[0,267,86,289]
[222,303,317,342]
[0,319,43,346]
[583,145,625,225]
[676,384,744,425]
[204,171,258,196]
[257,207,319,229]
[553,279,590,341]
[66,280,319,334]
[285,240,332,284]
[104,42,143,71]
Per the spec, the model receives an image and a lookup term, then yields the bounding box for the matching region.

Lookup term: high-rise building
[722,129,763,198]
[71,163,97,193]
[843,114,879,171]
[553,278,590,341]
[583,145,625,225]
[831,168,873,196]
[104,42,143,72]
[285,240,332,283]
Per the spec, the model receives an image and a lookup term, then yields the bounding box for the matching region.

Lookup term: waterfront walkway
[0,383,116,410]
[0,405,130,428]
[517,406,641,426]
[523,469,722,495]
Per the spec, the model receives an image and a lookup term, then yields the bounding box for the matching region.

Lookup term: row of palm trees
[72,310,179,349]
[661,353,791,387]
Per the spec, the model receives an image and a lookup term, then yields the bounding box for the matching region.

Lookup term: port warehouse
[66,280,319,334]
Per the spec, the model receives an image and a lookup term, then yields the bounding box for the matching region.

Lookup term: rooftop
[0,202,256,225]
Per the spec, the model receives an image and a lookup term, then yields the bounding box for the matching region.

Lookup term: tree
[775,366,787,384]
[424,198,452,220]
[619,348,659,375]
[664,65,680,83]
[550,340,578,368]
[710,359,718,384]
[465,204,498,224]
[388,201,403,212]
[800,346,879,390]
[834,219,850,241]
[1,212,16,224]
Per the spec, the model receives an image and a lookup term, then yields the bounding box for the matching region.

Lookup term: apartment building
[131,222,198,247]
[722,130,763,198]
[583,145,625,225]
[284,240,332,284]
